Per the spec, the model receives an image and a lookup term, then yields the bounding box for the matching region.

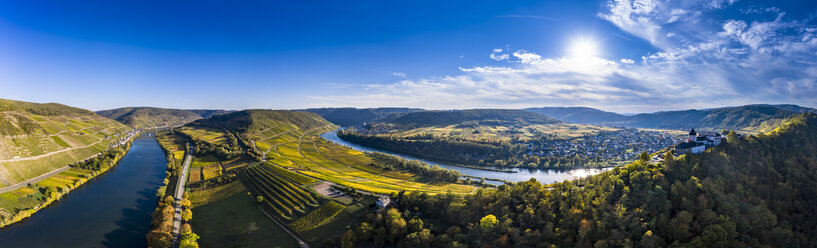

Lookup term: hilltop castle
[674,128,725,154]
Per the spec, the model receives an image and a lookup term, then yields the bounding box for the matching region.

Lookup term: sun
[567,38,599,59]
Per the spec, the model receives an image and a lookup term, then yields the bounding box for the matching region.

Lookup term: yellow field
[178,126,229,145]
[246,125,474,195]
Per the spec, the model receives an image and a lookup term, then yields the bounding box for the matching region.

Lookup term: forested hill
[0,98,131,186]
[300,107,423,126]
[523,107,628,124]
[345,113,817,247]
[378,109,560,129]
[96,107,203,129]
[526,104,816,132]
[186,109,233,118]
[0,98,94,116]
[187,109,331,134]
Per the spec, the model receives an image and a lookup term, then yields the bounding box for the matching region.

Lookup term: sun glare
[568,38,599,59]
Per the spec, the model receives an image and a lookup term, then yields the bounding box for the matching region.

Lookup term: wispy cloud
[312,0,817,112]
[392,72,406,78]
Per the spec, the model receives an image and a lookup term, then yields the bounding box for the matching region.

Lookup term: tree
[340,229,356,248]
[146,230,172,248]
[408,218,424,233]
[182,208,193,222]
[480,214,499,230]
[640,151,650,162]
[356,222,374,242]
[163,196,174,206]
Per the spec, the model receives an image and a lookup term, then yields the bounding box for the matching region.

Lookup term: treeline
[177,130,243,160]
[146,195,199,248]
[70,145,128,171]
[332,114,817,247]
[367,152,462,182]
[149,131,199,248]
[338,130,608,169]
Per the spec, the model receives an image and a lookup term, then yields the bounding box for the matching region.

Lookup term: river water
[320,129,612,185]
[0,134,167,248]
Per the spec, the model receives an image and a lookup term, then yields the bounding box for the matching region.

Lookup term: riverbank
[321,129,614,185]
[0,133,138,228]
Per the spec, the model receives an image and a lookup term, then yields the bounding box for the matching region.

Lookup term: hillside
[343,113,817,247]
[0,99,132,187]
[188,109,331,135]
[96,107,203,129]
[187,109,233,118]
[524,106,628,124]
[526,104,816,132]
[300,107,422,126]
[380,109,560,129]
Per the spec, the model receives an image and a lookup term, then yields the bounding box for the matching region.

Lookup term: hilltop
[96,107,204,129]
[186,109,233,118]
[379,109,560,129]
[0,98,132,187]
[300,107,422,126]
[526,104,816,132]
[346,113,817,247]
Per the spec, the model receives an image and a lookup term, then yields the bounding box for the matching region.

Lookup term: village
[525,128,682,162]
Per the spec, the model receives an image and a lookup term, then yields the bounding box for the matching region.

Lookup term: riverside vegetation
[0,137,133,227]
[146,131,200,248]
[0,98,136,227]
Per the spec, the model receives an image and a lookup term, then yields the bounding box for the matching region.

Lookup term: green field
[188,180,246,208]
[191,193,299,248]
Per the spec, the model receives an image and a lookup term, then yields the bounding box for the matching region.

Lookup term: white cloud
[392,72,406,77]
[311,1,817,112]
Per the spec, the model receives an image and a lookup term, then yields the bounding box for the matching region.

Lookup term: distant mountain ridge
[378,109,560,129]
[525,104,817,132]
[299,107,423,126]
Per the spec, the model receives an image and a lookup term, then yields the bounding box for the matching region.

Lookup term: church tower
[689,128,697,142]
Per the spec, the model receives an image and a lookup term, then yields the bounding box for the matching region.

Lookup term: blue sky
[1,0,816,113]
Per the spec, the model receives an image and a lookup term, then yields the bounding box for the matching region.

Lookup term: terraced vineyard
[0,99,133,187]
[250,125,475,194]
[239,164,318,220]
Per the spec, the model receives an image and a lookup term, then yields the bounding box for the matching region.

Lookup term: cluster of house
[674,129,726,154]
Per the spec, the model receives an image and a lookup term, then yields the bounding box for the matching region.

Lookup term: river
[320,129,613,185]
[0,134,167,248]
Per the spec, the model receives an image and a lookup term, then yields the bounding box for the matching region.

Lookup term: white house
[376,196,391,208]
